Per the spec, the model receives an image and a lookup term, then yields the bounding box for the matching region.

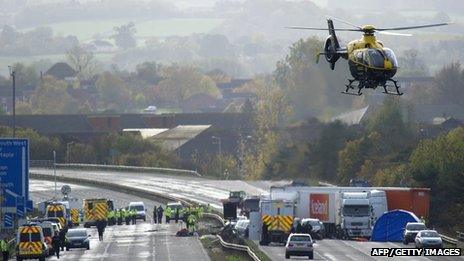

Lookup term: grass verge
[200,236,252,261]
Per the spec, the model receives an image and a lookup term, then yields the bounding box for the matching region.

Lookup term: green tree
[243,78,293,180]
[274,37,351,119]
[32,76,77,114]
[409,127,464,231]
[135,62,163,85]
[13,63,39,89]
[337,136,371,184]
[373,164,410,187]
[157,65,219,111]
[0,127,60,160]
[96,72,131,112]
[274,38,327,118]
[112,22,137,50]
[310,121,355,182]
[68,143,97,164]
[366,97,415,154]
[432,62,464,106]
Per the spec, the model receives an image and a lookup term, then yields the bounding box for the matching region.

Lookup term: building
[44,62,78,81]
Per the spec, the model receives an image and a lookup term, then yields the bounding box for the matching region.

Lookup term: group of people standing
[153,204,212,234]
[107,208,138,226]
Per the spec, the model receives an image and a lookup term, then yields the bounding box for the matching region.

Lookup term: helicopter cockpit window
[355,51,363,62]
[364,49,385,68]
[383,48,398,67]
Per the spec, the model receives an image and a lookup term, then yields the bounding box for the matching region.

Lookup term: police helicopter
[288,17,451,95]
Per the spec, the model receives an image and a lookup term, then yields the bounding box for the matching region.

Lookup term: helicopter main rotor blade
[286,26,362,32]
[376,22,452,31]
[327,16,363,29]
[378,31,412,37]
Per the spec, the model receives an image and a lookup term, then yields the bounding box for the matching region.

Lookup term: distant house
[45,62,78,81]
[216,78,255,112]
[331,106,371,126]
[413,104,464,124]
[84,40,116,53]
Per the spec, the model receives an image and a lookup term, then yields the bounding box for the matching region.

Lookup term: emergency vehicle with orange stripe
[16,224,49,261]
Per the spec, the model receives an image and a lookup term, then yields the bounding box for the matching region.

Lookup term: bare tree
[66,46,97,79]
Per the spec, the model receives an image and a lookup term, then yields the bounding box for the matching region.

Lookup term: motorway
[30,169,464,261]
[31,168,288,210]
[260,239,464,261]
[28,179,210,261]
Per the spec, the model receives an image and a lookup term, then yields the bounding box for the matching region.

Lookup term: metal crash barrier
[216,235,261,261]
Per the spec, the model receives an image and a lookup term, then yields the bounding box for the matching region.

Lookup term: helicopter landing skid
[381,79,403,96]
[342,79,363,96]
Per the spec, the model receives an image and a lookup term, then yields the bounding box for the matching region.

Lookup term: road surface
[29,179,210,261]
[31,167,288,210]
[259,239,464,261]
[30,170,463,261]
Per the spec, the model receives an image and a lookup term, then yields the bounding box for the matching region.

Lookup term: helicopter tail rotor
[323,36,340,70]
[322,19,341,70]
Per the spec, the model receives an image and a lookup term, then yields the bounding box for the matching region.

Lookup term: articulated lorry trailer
[270,186,430,239]
[271,187,384,239]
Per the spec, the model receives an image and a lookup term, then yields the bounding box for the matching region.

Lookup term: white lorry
[270,186,388,239]
[339,192,372,238]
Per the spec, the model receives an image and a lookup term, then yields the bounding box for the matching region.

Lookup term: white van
[129,202,147,221]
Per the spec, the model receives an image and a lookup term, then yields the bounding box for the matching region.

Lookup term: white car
[415,230,443,248]
[285,233,314,259]
[403,222,427,244]
[129,202,147,221]
[234,219,250,238]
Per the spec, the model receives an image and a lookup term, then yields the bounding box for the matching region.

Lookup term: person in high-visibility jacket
[131,209,137,225]
[1,237,9,261]
[187,214,197,233]
[107,210,115,226]
[114,209,120,225]
[124,209,130,225]
[165,206,172,223]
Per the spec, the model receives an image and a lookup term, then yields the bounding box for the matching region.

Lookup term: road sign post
[0,139,30,229]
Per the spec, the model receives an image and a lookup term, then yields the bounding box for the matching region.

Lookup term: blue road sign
[4,213,13,228]
[17,208,24,218]
[0,139,30,210]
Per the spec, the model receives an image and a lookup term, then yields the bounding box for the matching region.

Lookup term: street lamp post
[53,150,57,199]
[8,66,16,137]
[212,136,222,175]
[66,142,74,163]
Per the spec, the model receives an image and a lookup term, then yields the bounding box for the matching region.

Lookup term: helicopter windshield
[383,48,398,67]
[364,49,385,68]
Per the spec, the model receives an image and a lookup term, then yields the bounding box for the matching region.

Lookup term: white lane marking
[323,253,338,261]
[339,240,376,260]
[164,226,172,261]
[100,240,112,261]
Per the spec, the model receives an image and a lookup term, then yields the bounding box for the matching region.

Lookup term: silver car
[415,230,443,248]
[285,233,314,259]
